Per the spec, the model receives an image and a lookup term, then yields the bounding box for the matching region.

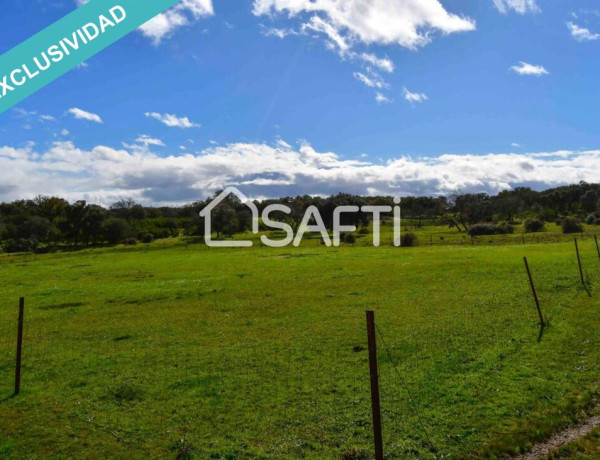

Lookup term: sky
[1,0,600,205]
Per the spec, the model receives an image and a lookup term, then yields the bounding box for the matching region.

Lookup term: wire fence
[0,237,599,458]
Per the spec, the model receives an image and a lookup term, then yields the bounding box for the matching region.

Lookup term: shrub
[2,238,34,253]
[142,233,155,244]
[586,213,598,225]
[468,223,514,237]
[495,223,515,235]
[343,233,356,244]
[124,237,138,245]
[401,232,418,247]
[357,226,369,235]
[562,217,583,234]
[524,218,545,233]
[468,224,496,236]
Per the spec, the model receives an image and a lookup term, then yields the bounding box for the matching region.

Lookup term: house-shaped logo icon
[199,187,259,247]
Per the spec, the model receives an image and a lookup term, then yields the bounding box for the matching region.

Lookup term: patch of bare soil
[512,415,600,460]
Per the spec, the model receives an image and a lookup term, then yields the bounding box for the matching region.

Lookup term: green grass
[0,235,599,458]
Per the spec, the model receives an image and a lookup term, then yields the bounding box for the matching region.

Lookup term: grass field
[0,235,599,459]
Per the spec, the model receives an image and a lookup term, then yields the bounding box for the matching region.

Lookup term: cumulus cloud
[255,2,450,101]
[67,108,103,123]
[567,22,600,41]
[145,112,200,128]
[76,0,214,44]
[403,87,428,104]
[510,61,549,76]
[1,139,599,206]
[253,0,475,51]
[493,0,539,14]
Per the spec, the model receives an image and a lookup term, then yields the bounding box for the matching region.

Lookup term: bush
[142,233,155,244]
[2,238,35,253]
[468,223,514,237]
[562,217,583,234]
[357,226,369,235]
[586,213,598,225]
[401,232,418,247]
[343,233,356,244]
[468,224,496,236]
[524,218,545,233]
[495,223,515,235]
[124,237,138,245]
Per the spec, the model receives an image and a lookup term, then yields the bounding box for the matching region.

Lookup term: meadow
[0,229,599,459]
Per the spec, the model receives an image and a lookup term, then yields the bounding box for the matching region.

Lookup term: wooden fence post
[523,258,545,327]
[574,238,585,287]
[15,297,24,395]
[366,310,384,460]
[595,235,600,262]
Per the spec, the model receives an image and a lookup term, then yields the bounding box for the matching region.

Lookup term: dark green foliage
[0,182,599,250]
[142,233,155,243]
[524,218,546,233]
[562,217,584,234]
[468,223,514,236]
[586,213,597,225]
[342,233,356,244]
[401,232,418,246]
[101,218,130,244]
[2,238,35,253]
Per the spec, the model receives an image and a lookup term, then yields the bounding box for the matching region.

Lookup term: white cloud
[39,114,55,121]
[67,108,103,123]
[260,25,298,39]
[2,139,598,206]
[375,92,392,104]
[254,0,475,51]
[60,129,70,136]
[145,112,200,128]
[510,61,549,76]
[567,22,600,41]
[511,142,521,147]
[354,72,389,89]
[358,53,394,73]
[493,0,539,14]
[135,135,166,147]
[403,87,428,103]
[76,0,214,44]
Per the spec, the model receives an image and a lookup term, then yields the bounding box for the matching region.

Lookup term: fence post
[523,258,545,327]
[366,310,384,460]
[15,297,24,395]
[574,238,585,287]
[595,235,600,262]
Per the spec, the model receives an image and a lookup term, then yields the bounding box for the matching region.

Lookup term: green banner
[0,0,180,115]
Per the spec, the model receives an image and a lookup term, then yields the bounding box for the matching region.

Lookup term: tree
[581,190,598,213]
[101,218,130,244]
[81,205,107,245]
[19,216,53,251]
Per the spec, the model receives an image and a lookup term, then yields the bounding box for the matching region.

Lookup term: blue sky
[1,0,600,205]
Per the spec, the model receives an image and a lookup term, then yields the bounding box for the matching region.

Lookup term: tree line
[1,181,599,253]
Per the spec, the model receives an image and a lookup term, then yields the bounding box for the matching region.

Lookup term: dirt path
[512,415,600,459]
